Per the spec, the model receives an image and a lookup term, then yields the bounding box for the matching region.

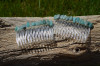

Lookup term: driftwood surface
[0,15,100,66]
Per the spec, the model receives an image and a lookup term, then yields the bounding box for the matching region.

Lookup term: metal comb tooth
[53,20,90,43]
[16,26,54,48]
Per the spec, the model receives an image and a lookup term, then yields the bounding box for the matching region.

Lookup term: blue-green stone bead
[54,15,57,20]
[54,14,60,20]
[83,20,86,26]
[66,16,69,21]
[15,26,18,31]
[76,17,80,23]
[49,20,53,27]
[88,22,93,28]
[79,19,84,24]
[62,15,67,19]
[60,15,64,19]
[35,22,38,26]
[79,19,82,24]
[42,20,46,24]
[80,19,85,25]
[31,22,36,26]
[84,21,89,26]
[69,16,73,21]
[73,17,76,23]
[21,25,26,29]
[39,21,45,25]
[56,14,60,19]
[46,20,50,25]
[26,22,30,27]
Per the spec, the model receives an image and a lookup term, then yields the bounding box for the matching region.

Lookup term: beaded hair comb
[54,14,93,43]
[15,14,93,52]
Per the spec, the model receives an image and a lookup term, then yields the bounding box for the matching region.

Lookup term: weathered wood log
[0,16,100,66]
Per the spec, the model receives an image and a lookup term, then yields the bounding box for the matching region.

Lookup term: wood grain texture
[0,16,100,66]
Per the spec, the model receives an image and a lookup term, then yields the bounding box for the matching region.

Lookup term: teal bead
[38,21,42,25]
[39,21,43,25]
[60,15,64,19]
[49,20,53,27]
[78,19,82,24]
[26,22,30,27]
[35,21,40,26]
[22,24,26,28]
[31,22,36,26]
[15,26,18,31]
[56,14,60,19]
[42,20,46,24]
[54,15,57,20]
[46,20,49,24]
[69,16,73,21]
[66,16,69,21]
[15,19,54,32]
[87,21,90,26]
[15,24,26,31]
[76,17,80,23]
[54,14,60,20]
[45,20,53,27]
[62,15,67,19]
[79,19,84,24]
[80,19,85,25]
[84,21,89,26]
[46,20,50,26]
[73,17,76,23]
[88,22,93,29]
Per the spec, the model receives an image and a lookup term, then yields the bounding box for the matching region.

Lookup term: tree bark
[0,16,100,66]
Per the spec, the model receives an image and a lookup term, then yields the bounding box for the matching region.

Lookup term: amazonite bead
[66,16,69,21]
[54,14,60,20]
[84,21,89,26]
[69,16,73,21]
[31,22,36,26]
[49,20,53,27]
[35,21,39,26]
[42,20,46,24]
[62,15,67,19]
[26,22,30,27]
[80,19,85,25]
[15,26,18,31]
[46,20,49,24]
[88,22,93,28]
[78,19,81,24]
[76,17,80,23]
[73,17,76,23]
[60,15,64,19]
[15,24,26,31]
[54,15,57,20]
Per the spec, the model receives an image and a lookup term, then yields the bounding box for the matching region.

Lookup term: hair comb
[15,14,94,53]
